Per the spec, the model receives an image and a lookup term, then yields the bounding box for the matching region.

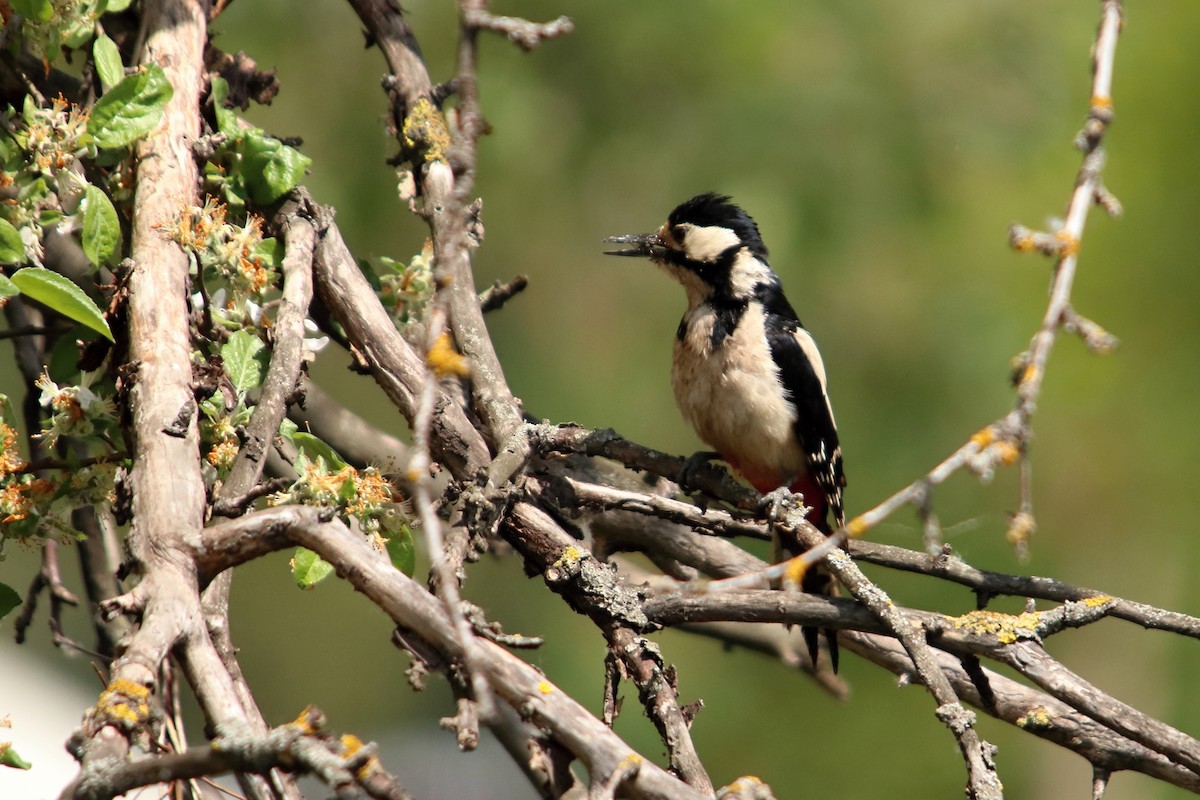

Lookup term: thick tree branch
[308,191,490,477]
[196,505,713,800]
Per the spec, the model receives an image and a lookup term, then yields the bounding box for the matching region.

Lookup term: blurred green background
[5,1,1200,797]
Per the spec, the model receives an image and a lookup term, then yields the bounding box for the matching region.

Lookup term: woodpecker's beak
[603,232,665,258]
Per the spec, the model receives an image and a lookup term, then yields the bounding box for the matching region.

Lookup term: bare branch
[478,273,529,313]
[60,706,415,800]
[214,199,317,514]
[849,539,1200,639]
[197,505,714,800]
[844,631,1200,793]
[309,191,490,477]
[461,9,574,53]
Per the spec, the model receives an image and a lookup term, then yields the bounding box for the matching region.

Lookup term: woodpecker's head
[605,193,772,302]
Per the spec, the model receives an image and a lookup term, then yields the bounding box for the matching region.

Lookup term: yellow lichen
[1011,232,1036,253]
[993,440,1020,466]
[1090,95,1113,110]
[720,776,765,796]
[402,98,451,163]
[553,546,584,568]
[969,427,995,449]
[341,733,364,757]
[846,515,870,538]
[290,706,323,734]
[1083,595,1112,607]
[102,679,149,701]
[951,609,1042,645]
[537,681,554,695]
[340,733,381,778]
[1054,229,1080,257]
[783,556,807,587]
[426,332,471,378]
[1016,706,1052,730]
[96,679,151,728]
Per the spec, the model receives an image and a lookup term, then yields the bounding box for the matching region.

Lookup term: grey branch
[60,706,414,800]
[214,200,317,514]
[197,505,714,800]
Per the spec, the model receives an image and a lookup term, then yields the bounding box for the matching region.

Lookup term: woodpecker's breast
[671,301,806,488]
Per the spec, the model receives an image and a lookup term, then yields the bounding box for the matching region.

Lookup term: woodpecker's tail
[800,563,839,674]
[782,474,840,673]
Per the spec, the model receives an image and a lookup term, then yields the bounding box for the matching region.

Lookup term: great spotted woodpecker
[606,192,846,669]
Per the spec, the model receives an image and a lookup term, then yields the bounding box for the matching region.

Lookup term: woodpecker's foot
[677,450,723,493]
[758,486,804,525]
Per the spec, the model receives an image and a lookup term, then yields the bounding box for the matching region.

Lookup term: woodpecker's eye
[670,224,688,247]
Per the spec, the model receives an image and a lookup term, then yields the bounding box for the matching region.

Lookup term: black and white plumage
[606,192,847,669]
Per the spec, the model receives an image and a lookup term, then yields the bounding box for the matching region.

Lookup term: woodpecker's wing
[760,292,846,528]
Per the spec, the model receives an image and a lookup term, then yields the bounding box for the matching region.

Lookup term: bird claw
[759,486,802,524]
[677,450,723,493]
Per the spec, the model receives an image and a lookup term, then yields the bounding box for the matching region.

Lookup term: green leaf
[288,432,346,471]
[104,0,134,12]
[292,547,333,589]
[209,76,239,138]
[337,473,357,502]
[10,267,114,341]
[0,742,32,770]
[0,274,18,298]
[81,185,121,267]
[10,0,53,23]
[93,34,125,94]
[0,219,24,265]
[241,132,311,205]
[385,526,416,577]
[221,329,269,393]
[253,237,284,269]
[278,417,298,439]
[89,65,174,150]
[0,582,21,622]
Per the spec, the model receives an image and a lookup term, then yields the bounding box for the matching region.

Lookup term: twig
[460,9,573,53]
[13,539,80,644]
[780,0,1129,560]
[410,306,496,724]
[848,539,1200,639]
[0,322,73,340]
[60,706,415,800]
[478,274,529,313]
[213,201,317,515]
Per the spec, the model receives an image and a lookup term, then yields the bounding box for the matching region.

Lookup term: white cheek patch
[728,250,771,299]
[681,224,741,263]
